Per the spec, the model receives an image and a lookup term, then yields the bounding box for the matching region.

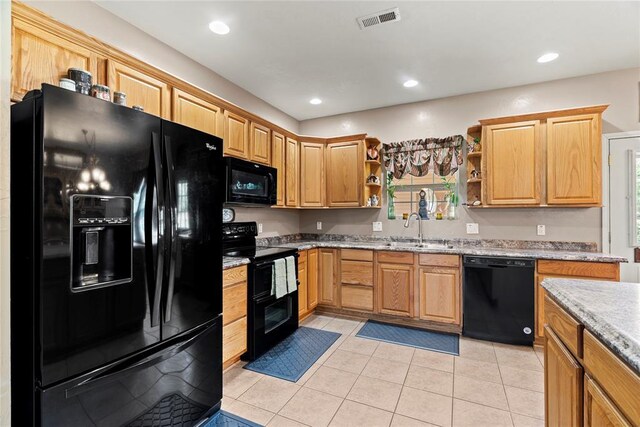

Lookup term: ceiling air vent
[356,7,401,30]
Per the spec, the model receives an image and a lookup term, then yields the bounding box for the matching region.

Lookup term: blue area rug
[243,326,341,382]
[356,320,459,355]
[203,410,262,427]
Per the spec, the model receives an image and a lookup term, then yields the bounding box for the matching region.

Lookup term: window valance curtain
[382,135,465,179]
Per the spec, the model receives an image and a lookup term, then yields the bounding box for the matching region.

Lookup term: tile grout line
[493,346,516,427]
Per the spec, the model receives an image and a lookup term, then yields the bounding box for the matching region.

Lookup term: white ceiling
[95,1,640,121]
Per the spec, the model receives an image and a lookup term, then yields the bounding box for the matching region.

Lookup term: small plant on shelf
[386,171,396,219]
[469,137,481,153]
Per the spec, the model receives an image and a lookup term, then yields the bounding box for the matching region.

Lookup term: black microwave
[225,157,277,206]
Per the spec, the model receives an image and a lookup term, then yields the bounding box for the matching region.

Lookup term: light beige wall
[299,68,640,247]
[23,1,300,133]
[1,0,11,424]
[233,207,300,238]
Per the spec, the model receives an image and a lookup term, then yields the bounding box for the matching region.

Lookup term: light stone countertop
[542,278,640,374]
[223,257,250,270]
[268,240,627,263]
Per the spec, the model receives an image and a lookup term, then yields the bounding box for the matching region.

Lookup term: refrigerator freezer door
[39,85,162,386]
[39,317,222,427]
[161,121,223,340]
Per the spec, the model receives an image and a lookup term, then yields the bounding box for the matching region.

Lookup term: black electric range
[222,222,299,360]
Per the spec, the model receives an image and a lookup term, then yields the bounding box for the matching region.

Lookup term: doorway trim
[602,131,640,253]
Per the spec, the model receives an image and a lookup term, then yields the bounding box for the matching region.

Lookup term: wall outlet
[537,225,546,236]
[258,223,263,234]
[466,223,479,234]
[316,221,322,231]
[372,222,383,232]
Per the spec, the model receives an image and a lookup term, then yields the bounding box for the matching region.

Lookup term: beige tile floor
[222,314,546,427]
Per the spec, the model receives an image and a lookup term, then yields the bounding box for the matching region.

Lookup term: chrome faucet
[404,212,423,245]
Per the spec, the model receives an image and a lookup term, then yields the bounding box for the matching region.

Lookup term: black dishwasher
[463,256,535,345]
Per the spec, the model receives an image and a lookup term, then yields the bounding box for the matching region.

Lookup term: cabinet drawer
[223,317,247,362]
[341,260,373,286]
[537,260,619,280]
[544,296,583,358]
[583,331,640,425]
[223,266,247,287]
[377,251,414,265]
[341,285,374,311]
[341,249,373,262]
[419,254,459,268]
[223,281,247,326]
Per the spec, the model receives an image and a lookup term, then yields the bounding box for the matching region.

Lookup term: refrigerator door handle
[163,134,177,322]
[146,132,164,327]
[65,322,212,398]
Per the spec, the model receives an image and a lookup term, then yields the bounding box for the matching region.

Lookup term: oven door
[225,157,276,206]
[247,292,299,360]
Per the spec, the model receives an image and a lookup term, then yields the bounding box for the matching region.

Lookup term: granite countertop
[266,240,627,263]
[542,278,640,374]
[223,256,250,269]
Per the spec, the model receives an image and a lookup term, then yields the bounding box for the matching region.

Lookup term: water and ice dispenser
[71,195,133,291]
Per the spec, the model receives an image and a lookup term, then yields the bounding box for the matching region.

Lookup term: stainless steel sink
[383,242,452,250]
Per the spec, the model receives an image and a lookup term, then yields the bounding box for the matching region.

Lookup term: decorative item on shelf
[470,169,481,180]
[68,68,92,95]
[222,208,235,223]
[367,197,372,207]
[418,189,429,219]
[366,174,380,184]
[367,146,379,161]
[59,78,76,91]
[472,197,482,206]
[113,91,127,106]
[470,137,481,153]
[435,212,443,220]
[442,176,459,219]
[371,194,379,206]
[402,212,409,220]
[386,171,396,219]
[91,84,111,101]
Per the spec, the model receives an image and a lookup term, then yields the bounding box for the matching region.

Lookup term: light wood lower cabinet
[223,265,247,367]
[307,249,319,311]
[319,249,338,307]
[544,325,583,427]
[418,267,460,325]
[340,250,374,312]
[584,375,631,427]
[378,259,414,317]
[298,250,308,317]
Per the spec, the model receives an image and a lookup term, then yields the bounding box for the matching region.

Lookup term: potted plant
[386,171,396,220]
[441,176,459,219]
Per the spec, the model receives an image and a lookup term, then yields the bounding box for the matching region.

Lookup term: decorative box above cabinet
[172,88,223,137]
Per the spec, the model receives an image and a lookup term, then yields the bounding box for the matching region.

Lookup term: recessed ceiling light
[403,79,419,88]
[309,98,322,105]
[209,21,230,35]
[537,52,559,63]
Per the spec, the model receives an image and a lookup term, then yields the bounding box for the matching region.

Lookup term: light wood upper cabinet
[378,261,414,317]
[11,18,100,101]
[418,267,460,325]
[249,122,271,165]
[326,141,363,207]
[584,375,632,427]
[272,132,286,206]
[107,60,170,118]
[224,111,250,159]
[547,114,601,205]
[307,249,319,311]
[285,137,299,207]
[300,142,325,207]
[485,120,541,205]
[172,88,223,137]
[544,326,583,427]
[319,249,338,307]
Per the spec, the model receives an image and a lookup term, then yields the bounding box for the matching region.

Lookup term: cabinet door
[285,137,299,207]
[107,60,170,118]
[298,254,308,318]
[544,326,583,427]
[12,18,100,101]
[485,120,541,205]
[326,141,363,207]
[272,132,286,206]
[172,88,223,137]
[584,375,632,427]
[378,263,413,317]
[319,249,338,307]
[547,114,602,205]
[418,267,460,325]
[250,122,271,165]
[307,249,319,310]
[300,142,325,207]
[223,111,249,159]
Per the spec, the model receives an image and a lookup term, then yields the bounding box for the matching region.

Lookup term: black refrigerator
[11,84,224,426]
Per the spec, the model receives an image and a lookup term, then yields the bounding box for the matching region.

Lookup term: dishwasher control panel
[463,256,535,268]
